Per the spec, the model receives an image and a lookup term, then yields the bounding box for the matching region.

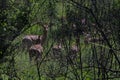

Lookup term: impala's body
[89,38,103,42]
[84,33,91,44]
[84,33,103,44]
[68,45,78,60]
[22,35,42,50]
[29,44,43,61]
[52,43,62,58]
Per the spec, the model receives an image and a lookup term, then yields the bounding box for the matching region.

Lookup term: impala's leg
[29,50,34,63]
[29,53,32,62]
[35,53,39,62]
[36,52,42,62]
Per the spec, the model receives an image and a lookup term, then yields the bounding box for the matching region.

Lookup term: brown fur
[28,24,48,62]
[84,33,103,44]
[22,24,48,49]
[29,44,43,62]
[22,35,42,50]
[68,45,78,60]
[52,43,62,58]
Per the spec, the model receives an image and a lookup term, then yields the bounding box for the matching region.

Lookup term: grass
[13,34,91,80]
[4,25,119,80]
[11,27,120,79]
[2,1,120,80]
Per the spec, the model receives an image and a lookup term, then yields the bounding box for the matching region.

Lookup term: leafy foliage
[0,0,120,80]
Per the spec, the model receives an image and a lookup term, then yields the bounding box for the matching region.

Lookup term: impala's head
[43,24,49,31]
[71,45,78,52]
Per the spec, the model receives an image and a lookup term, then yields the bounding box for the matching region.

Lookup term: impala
[52,42,62,59]
[23,24,48,62]
[66,44,79,62]
[22,24,48,50]
[29,44,43,62]
[84,33,103,44]
[22,35,41,50]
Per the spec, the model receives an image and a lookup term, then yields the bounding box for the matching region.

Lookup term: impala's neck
[42,30,47,45]
[40,25,48,46]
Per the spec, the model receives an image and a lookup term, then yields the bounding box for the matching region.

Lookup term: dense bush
[0,0,120,80]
